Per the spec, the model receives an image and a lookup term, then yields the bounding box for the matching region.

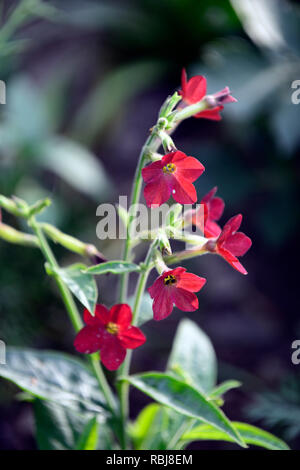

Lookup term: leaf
[0,348,106,414]
[129,403,161,450]
[75,416,99,450]
[181,421,289,451]
[39,137,112,200]
[52,263,97,314]
[128,292,153,327]
[34,399,94,450]
[84,260,141,275]
[210,380,242,399]
[125,372,246,448]
[34,399,114,450]
[167,319,217,394]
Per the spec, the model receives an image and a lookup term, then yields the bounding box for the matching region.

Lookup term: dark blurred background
[0,0,300,450]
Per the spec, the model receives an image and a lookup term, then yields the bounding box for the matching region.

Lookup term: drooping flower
[192,187,225,238]
[179,69,237,121]
[205,214,252,275]
[74,304,146,370]
[148,267,206,321]
[142,150,205,208]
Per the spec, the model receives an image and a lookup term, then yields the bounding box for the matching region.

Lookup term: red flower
[142,150,205,208]
[179,69,237,121]
[192,187,225,238]
[148,267,206,321]
[74,304,146,370]
[205,214,252,275]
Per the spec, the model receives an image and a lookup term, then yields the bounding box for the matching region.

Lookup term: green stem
[167,419,195,450]
[28,216,116,414]
[118,132,160,303]
[117,241,157,448]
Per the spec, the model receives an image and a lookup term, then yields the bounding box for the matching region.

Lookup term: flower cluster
[75,69,251,370]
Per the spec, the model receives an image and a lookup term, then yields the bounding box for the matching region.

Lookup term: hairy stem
[28,216,116,415]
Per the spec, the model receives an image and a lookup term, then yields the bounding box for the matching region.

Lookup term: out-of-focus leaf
[230,0,287,52]
[0,348,106,414]
[75,416,99,450]
[34,399,114,450]
[197,39,296,120]
[271,101,300,154]
[71,61,165,144]
[128,292,153,327]
[84,260,141,275]
[125,372,246,447]
[210,380,241,399]
[50,263,97,314]
[181,421,289,450]
[34,399,94,450]
[38,137,112,200]
[129,403,161,450]
[167,319,217,394]
[231,0,300,55]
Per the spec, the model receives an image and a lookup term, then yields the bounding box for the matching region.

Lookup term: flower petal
[100,334,126,371]
[218,214,242,245]
[109,304,132,329]
[141,160,163,183]
[176,272,206,292]
[152,288,174,321]
[74,325,104,354]
[171,288,199,311]
[83,304,110,326]
[195,106,223,120]
[175,156,205,182]
[223,232,252,257]
[209,196,225,221]
[218,247,248,275]
[119,326,146,349]
[144,176,171,208]
[181,74,207,104]
[171,176,197,204]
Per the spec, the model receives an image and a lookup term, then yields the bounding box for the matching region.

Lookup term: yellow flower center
[106,322,119,335]
[163,274,177,286]
[163,163,176,174]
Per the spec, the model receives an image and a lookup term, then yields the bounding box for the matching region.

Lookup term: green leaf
[34,399,94,450]
[51,263,97,314]
[210,380,242,399]
[129,403,161,450]
[167,319,217,394]
[181,421,289,451]
[76,416,99,450]
[0,348,106,414]
[34,399,114,450]
[39,137,112,200]
[125,372,246,448]
[128,292,153,327]
[84,260,141,275]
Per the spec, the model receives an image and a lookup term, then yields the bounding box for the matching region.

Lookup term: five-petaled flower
[192,187,225,238]
[179,69,237,121]
[74,304,146,370]
[148,267,206,321]
[205,214,252,275]
[142,150,204,208]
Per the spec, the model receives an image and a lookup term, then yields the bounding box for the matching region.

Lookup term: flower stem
[119,133,160,303]
[117,241,157,448]
[28,216,116,414]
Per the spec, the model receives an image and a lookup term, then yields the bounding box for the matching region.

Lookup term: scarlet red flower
[205,214,252,275]
[179,69,237,121]
[74,304,146,370]
[142,150,205,208]
[192,187,225,238]
[148,267,206,321]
